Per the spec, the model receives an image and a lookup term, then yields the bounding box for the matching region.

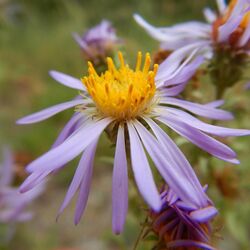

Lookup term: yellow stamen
[136,51,142,71]
[143,53,151,73]
[241,12,250,28]
[82,52,158,120]
[118,51,125,68]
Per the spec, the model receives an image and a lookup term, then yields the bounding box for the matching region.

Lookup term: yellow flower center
[82,52,158,120]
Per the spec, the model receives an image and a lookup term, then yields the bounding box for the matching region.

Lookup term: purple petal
[157,116,239,164]
[134,14,210,53]
[161,107,250,137]
[159,97,233,120]
[52,112,85,148]
[203,184,209,192]
[127,122,162,211]
[160,56,204,86]
[74,139,98,225]
[156,44,206,86]
[133,14,173,42]
[229,0,247,17]
[9,186,44,222]
[239,22,250,47]
[155,44,202,86]
[25,118,111,174]
[72,33,92,57]
[203,8,217,23]
[20,171,49,193]
[189,206,218,223]
[49,70,85,91]
[133,120,205,208]
[143,117,208,207]
[158,83,186,97]
[218,13,244,42]
[112,125,128,234]
[57,137,99,218]
[166,188,179,205]
[204,100,224,108]
[176,209,210,243]
[162,21,211,35]
[15,212,34,222]
[16,99,86,124]
[216,0,227,14]
[22,181,45,201]
[4,181,45,222]
[82,20,118,43]
[175,201,197,211]
[0,209,32,223]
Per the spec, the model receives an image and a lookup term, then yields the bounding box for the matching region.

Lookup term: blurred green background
[1,0,250,249]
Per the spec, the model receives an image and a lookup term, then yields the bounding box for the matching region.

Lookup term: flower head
[73,20,121,66]
[211,0,250,47]
[17,50,250,233]
[134,0,250,57]
[149,186,217,250]
[83,52,157,120]
[0,147,44,223]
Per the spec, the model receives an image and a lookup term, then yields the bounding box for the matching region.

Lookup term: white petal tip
[49,70,61,79]
[240,130,250,136]
[133,13,140,20]
[48,70,56,75]
[133,14,145,25]
[231,159,240,165]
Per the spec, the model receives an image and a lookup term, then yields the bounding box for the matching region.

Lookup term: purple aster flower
[149,186,217,250]
[17,49,249,234]
[73,20,121,65]
[134,0,250,58]
[0,147,44,223]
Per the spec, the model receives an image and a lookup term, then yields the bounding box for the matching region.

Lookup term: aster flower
[0,147,44,223]
[149,186,217,250]
[17,50,249,233]
[73,20,121,66]
[134,0,250,58]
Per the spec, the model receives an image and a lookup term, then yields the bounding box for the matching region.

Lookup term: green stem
[215,84,225,100]
[133,216,148,250]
